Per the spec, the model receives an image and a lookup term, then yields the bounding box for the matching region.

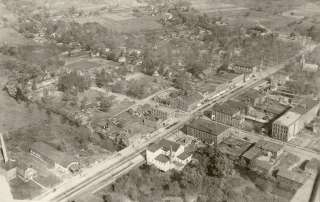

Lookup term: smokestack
[0,133,8,164]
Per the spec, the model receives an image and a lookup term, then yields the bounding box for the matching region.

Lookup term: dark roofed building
[206,100,246,128]
[290,99,319,115]
[277,169,309,191]
[186,118,230,145]
[30,142,80,173]
[255,139,284,159]
[237,89,265,106]
[219,137,253,162]
[148,139,181,153]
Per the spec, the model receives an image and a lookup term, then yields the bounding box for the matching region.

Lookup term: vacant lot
[10,178,42,200]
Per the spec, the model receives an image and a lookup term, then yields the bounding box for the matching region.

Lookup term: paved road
[36,42,319,202]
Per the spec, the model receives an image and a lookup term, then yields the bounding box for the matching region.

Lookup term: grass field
[10,178,43,200]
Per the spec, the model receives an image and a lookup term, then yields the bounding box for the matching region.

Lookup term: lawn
[10,178,43,200]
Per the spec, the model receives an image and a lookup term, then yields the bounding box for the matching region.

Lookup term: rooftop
[148,139,181,153]
[277,169,309,184]
[242,146,263,161]
[255,139,284,153]
[177,151,192,160]
[290,99,319,115]
[274,111,301,127]
[211,100,246,115]
[238,89,264,101]
[219,137,252,158]
[253,158,274,172]
[30,142,77,168]
[188,118,230,136]
[155,154,170,163]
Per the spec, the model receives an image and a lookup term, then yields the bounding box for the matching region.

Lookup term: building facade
[146,139,192,172]
[186,118,230,145]
[207,100,246,128]
[30,142,80,173]
[272,99,319,142]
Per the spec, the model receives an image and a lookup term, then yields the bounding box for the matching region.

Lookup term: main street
[35,42,319,202]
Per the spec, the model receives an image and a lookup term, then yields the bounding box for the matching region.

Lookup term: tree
[173,72,190,93]
[58,71,90,93]
[102,194,112,202]
[127,80,145,99]
[98,96,113,112]
[95,69,111,88]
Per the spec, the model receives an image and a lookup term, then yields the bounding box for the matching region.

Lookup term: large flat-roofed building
[206,100,246,128]
[272,99,319,142]
[186,118,230,145]
[30,142,80,173]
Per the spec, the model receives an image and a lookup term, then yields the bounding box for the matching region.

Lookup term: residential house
[146,139,192,172]
[185,118,231,145]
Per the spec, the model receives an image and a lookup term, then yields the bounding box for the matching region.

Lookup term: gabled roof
[177,151,192,160]
[148,139,181,153]
[155,154,170,163]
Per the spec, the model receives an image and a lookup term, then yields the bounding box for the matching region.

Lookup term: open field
[190,0,248,15]
[10,178,43,200]
[0,58,48,132]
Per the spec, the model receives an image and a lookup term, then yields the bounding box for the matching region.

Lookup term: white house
[146,139,192,172]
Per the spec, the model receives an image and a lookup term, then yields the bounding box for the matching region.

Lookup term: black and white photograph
[0,0,320,202]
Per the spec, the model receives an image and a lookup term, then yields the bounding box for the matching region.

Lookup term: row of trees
[57,71,90,93]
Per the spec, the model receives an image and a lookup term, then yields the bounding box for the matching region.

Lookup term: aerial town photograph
[0,0,320,202]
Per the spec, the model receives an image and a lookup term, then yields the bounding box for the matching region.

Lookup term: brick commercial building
[272,99,319,142]
[186,118,231,145]
[206,100,247,128]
